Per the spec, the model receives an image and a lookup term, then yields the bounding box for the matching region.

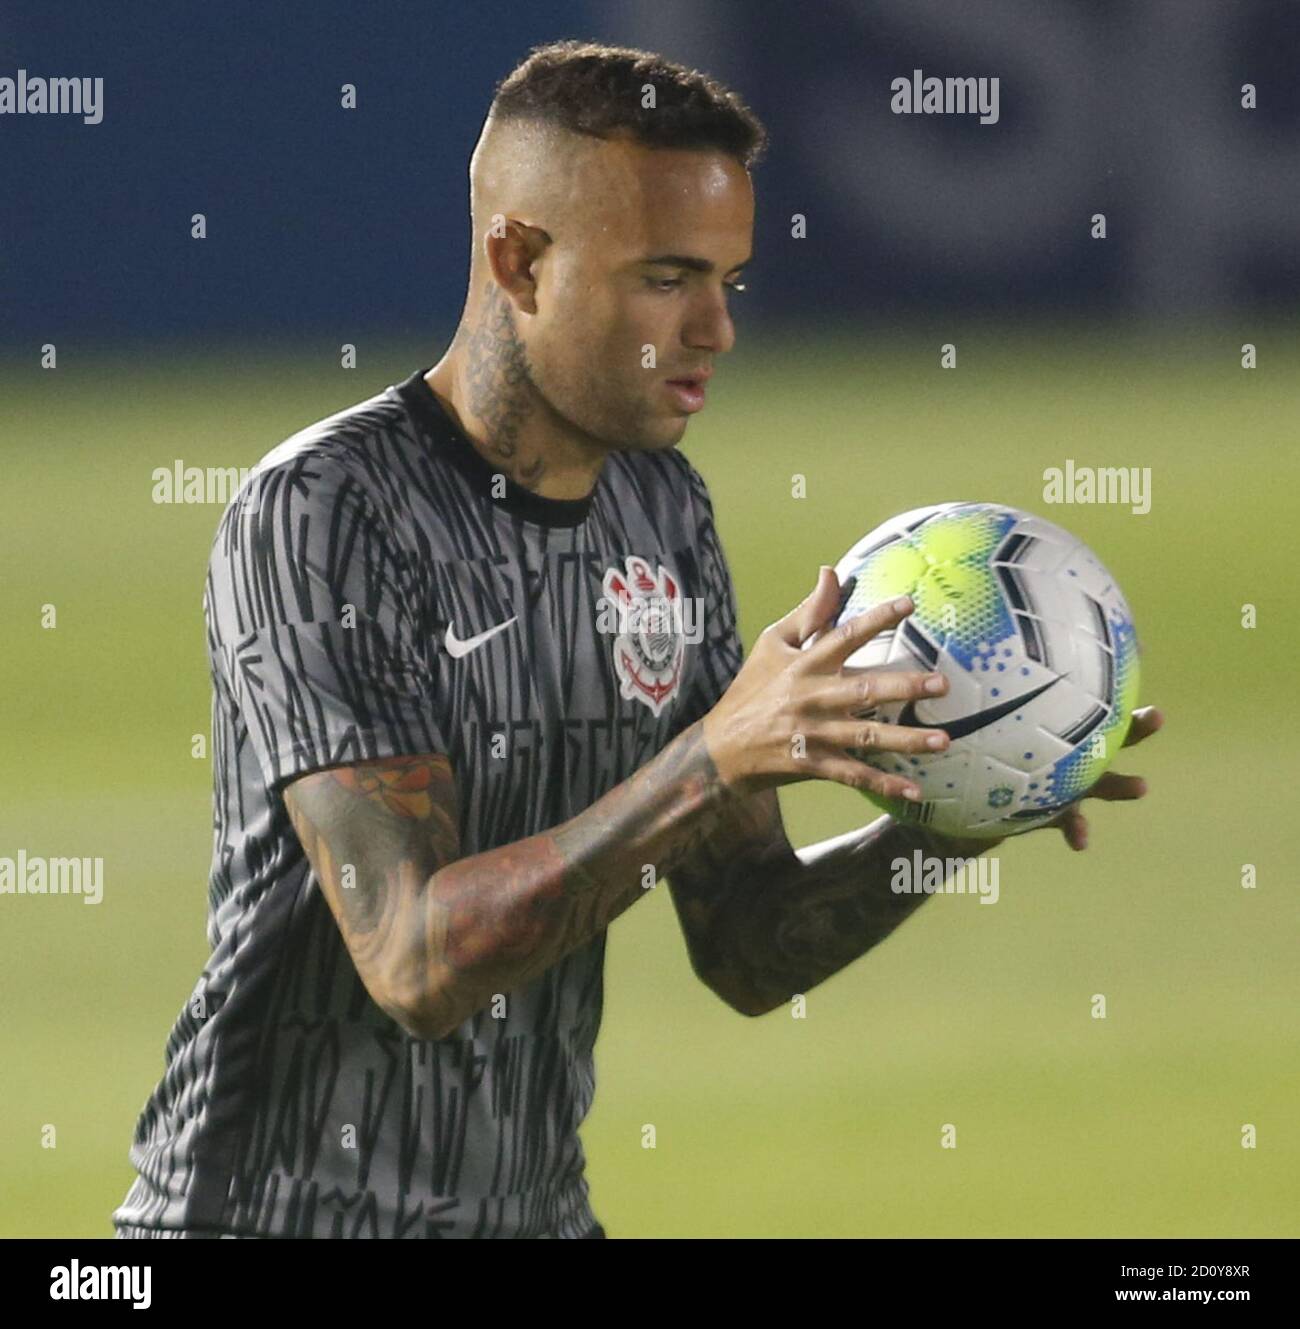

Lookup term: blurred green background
[2,327,1295,1237]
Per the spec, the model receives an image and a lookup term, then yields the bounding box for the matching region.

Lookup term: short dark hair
[490,40,768,170]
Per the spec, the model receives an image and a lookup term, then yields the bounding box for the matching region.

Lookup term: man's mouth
[664,369,712,414]
[664,377,708,413]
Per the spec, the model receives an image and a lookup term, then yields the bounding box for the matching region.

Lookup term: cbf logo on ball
[598,556,691,716]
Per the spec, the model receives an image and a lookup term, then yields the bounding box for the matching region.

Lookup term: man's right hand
[702,566,953,800]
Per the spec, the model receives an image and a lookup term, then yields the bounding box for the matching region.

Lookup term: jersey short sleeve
[205,448,449,792]
[679,462,744,731]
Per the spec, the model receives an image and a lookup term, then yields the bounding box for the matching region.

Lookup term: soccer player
[113,40,1161,1240]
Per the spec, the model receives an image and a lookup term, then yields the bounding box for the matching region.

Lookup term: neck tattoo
[461,285,545,488]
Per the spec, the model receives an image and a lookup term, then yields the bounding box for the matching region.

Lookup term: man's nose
[683,288,736,355]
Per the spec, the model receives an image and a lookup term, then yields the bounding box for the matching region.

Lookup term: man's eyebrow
[640,253,753,274]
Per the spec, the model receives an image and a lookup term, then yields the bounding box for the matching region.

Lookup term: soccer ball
[822,502,1141,839]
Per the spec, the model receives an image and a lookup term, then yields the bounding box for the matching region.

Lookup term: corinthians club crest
[599,556,686,717]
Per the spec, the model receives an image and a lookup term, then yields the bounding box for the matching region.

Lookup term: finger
[810,755,924,802]
[1122,706,1164,748]
[1056,806,1088,851]
[772,566,844,648]
[802,593,916,669]
[1084,771,1148,801]
[814,665,950,716]
[820,718,951,756]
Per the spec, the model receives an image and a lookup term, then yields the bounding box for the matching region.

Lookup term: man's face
[520,140,754,452]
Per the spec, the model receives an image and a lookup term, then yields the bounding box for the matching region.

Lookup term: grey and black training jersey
[112,368,742,1238]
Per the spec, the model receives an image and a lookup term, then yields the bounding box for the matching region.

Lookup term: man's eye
[646,277,748,293]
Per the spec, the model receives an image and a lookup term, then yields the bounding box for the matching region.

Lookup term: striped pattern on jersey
[112,368,742,1238]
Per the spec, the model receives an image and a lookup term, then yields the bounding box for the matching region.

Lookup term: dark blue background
[5,0,1297,349]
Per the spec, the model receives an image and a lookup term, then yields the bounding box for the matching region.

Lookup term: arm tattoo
[284,721,740,1039]
[284,754,461,1028]
[667,792,1002,1016]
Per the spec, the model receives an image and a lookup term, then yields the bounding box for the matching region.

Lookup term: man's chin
[610,423,688,453]
[600,401,693,452]
[650,413,692,448]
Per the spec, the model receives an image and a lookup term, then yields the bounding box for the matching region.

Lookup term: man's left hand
[1043,704,1164,852]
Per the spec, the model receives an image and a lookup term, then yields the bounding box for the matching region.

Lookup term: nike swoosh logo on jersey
[443,616,518,659]
[899,675,1064,740]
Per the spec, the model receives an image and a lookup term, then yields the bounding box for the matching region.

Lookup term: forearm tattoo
[285,721,739,1038]
[667,791,998,1016]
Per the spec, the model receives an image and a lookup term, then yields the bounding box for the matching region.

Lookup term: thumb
[775,565,840,647]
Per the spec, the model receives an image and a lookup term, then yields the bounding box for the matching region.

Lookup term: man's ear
[483,219,551,315]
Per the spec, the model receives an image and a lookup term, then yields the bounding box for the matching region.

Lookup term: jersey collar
[396,368,595,529]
